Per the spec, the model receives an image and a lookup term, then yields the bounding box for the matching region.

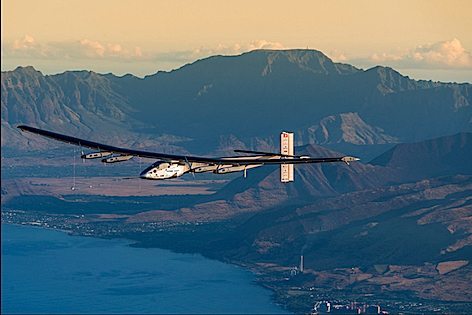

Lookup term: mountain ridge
[2,49,471,153]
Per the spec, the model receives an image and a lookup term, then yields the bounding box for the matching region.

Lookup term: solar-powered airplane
[18,125,360,183]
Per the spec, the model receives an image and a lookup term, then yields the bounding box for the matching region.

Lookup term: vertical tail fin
[280,131,294,183]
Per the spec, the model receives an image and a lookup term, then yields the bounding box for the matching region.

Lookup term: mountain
[1,66,188,152]
[371,132,472,179]
[109,50,471,145]
[2,49,471,154]
[296,112,399,145]
[1,66,131,132]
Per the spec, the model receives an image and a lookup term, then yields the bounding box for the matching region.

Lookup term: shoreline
[2,221,291,314]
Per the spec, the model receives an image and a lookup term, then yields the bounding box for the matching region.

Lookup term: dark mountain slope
[1,67,187,152]
[371,132,472,179]
[295,112,399,145]
[1,66,132,131]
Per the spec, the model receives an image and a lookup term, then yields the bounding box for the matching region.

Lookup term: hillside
[0,66,188,152]
[371,132,472,179]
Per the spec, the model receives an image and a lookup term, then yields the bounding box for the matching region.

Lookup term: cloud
[368,39,472,69]
[326,49,348,62]
[247,39,286,50]
[4,35,144,61]
[79,39,106,57]
[412,38,471,68]
[9,35,51,58]
[12,34,36,50]
[78,39,142,59]
[191,40,286,58]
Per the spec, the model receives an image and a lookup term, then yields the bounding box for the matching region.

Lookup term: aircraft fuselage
[139,161,264,180]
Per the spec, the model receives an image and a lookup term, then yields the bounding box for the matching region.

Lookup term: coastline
[2,221,290,314]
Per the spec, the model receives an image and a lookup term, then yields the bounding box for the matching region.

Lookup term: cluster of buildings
[312,301,388,314]
[287,255,389,314]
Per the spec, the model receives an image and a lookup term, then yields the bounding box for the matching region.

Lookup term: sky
[2,0,472,82]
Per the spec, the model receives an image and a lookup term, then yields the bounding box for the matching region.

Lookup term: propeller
[184,156,196,179]
[80,146,85,163]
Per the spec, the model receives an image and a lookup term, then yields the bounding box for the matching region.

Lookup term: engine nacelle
[140,162,190,180]
[81,151,113,159]
[193,165,219,173]
[215,164,262,174]
[102,155,134,163]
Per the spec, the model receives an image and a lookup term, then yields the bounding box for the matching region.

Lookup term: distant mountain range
[2,49,471,154]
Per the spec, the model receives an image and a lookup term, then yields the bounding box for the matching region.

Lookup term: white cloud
[413,38,471,68]
[368,39,472,69]
[4,35,144,60]
[79,39,106,57]
[12,34,36,50]
[78,39,142,59]
[8,35,51,58]
[247,39,286,51]
[326,49,348,62]
[191,40,286,58]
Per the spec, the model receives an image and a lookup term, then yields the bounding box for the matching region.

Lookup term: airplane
[17,125,360,182]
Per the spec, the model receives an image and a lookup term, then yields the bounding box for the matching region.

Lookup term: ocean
[1,224,288,314]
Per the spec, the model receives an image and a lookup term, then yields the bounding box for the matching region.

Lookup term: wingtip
[17,125,36,132]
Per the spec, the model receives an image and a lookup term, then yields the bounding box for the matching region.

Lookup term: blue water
[1,224,288,314]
